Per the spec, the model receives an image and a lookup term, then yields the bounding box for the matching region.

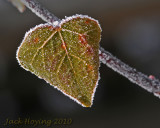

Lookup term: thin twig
[20,0,60,25]
[99,47,160,97]
[21,0,160,98]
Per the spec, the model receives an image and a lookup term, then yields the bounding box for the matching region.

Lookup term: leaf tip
[78,97,92,107]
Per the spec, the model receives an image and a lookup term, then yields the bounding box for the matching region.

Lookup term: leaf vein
[56,52,66,74]
[30,30,57,66]
[69,53,87,65]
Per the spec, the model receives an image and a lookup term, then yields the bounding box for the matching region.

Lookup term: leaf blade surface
[17,15,101,107]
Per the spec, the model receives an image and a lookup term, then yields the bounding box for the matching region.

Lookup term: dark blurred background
[1,0,160,127]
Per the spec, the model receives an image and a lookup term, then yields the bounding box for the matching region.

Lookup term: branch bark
[21,0,60,25]
[21,0,160,98]
[99,47,160,97]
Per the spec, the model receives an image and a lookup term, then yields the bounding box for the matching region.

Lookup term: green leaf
[17,15,101,107]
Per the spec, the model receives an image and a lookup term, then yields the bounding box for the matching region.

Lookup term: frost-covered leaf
[17,15,101,107]
[9,0,26,13]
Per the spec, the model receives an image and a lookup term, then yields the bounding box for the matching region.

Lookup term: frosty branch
[19,0,160,100]
[99,47,160,97]
[21,0,60,24]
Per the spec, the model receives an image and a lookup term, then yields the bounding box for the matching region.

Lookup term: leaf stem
[20,0,60,25]
[99,47,160,97]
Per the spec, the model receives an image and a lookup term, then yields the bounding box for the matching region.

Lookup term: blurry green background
[1,0,160,127]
